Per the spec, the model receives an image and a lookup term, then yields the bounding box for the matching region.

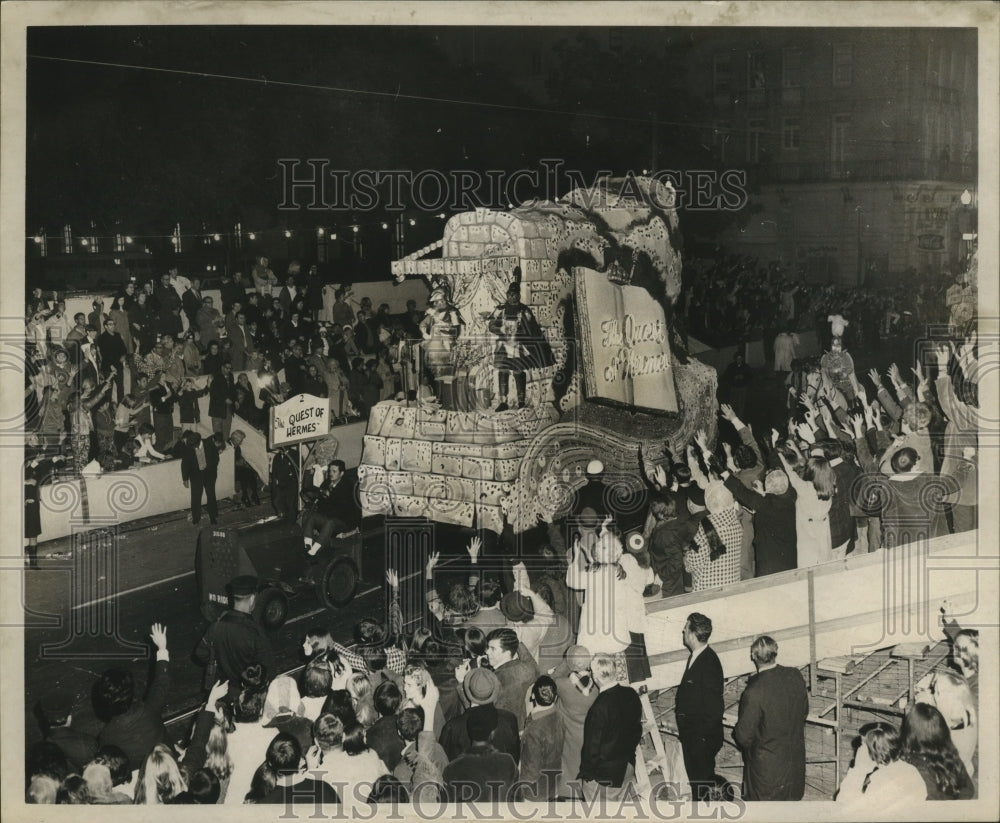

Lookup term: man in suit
[182,276,203,328]
[180,430,220,525]
[96,623,173,771]
[733,635,809,801]
[228,309,254,370]
[675,612,725,800]
[485,628,537,732]
[97,318,127,402]
[208,360,236,440]
[578,652,643,801]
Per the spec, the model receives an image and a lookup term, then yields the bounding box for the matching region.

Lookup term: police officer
[195,575,276,690]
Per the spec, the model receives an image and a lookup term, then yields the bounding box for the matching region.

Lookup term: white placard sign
[269,394,330,447]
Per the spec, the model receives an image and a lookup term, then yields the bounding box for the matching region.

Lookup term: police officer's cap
[228,575,259,597]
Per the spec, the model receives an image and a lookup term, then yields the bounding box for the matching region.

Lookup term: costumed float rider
[488,276,554,412]
[418,285,465,389]
[299,459,360,582]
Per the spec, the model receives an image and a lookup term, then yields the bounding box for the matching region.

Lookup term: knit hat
[465,703,499,742]
[462,667,501,706]
[704,481,735,515]
[500,591,534,623]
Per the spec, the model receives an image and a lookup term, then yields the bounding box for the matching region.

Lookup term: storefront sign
[269,393,330,447]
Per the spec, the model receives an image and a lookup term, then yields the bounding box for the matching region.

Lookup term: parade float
[357,177,718,534]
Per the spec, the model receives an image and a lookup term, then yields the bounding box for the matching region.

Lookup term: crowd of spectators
[679,253,962,350]
[22,262,427,554]
[23,254,984,805]
[24,262,425,468]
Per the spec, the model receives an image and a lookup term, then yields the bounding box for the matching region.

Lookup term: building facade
[685,27,977,281]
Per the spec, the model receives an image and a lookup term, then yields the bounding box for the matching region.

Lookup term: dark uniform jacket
[97,659,171,771]
[578,684,643,787]
[733,664,809,801]
[675,645,724,748]
[195,609,276,685]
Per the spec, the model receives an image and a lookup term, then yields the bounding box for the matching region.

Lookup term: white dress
[773,332,799,371]
[785,472,832,568]
[320,285,337,323]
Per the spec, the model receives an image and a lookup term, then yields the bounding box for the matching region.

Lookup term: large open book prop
[575,267,679,415]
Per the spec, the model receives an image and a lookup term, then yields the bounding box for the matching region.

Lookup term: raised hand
[425,551,440,576]
[454,658,472,684]
[719,403,736,422]
[935,343,951,370]
[386,569,399,589]
[867,367,881,387]
[652,464,668,489]
[770,427,781,447]
[887,363,902,385]
[207,679,229,707]
[796,422,817,444]
[466,535,482,563]
[848,413,865,439]
[150,623,168,652]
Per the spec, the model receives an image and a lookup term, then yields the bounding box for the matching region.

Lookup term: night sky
[25,25,720,237]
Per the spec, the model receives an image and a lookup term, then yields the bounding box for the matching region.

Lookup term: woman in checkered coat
[684,481,743,591]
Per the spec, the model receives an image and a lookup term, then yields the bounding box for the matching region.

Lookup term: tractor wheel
[257,588,289,630]
[318,557,359,609]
